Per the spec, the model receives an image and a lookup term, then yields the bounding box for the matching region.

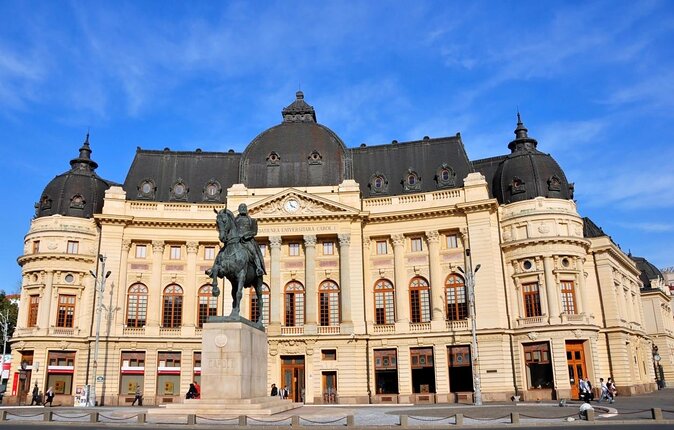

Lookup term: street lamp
[87,254,111,406]
[458,248,482,406]
[652,344,663,390]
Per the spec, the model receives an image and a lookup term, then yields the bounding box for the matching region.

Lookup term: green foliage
[0,291,19,353]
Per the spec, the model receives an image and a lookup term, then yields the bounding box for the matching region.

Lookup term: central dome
[240,91,347,188]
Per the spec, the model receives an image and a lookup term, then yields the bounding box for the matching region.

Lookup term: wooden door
[281,356,305,402]
[566,341,586,400]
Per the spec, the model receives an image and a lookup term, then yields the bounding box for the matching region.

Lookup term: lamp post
[652,344,662,390]
[88,254,111,406]
[458,248,482,406]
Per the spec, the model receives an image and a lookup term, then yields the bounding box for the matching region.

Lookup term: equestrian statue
[206,202,267,325]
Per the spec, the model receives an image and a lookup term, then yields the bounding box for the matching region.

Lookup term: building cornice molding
[17,253,97,267]
[501,236,590,251]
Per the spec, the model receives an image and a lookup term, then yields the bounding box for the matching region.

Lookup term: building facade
[10,92,664,405]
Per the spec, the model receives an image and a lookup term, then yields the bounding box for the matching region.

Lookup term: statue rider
[235,203,266,277]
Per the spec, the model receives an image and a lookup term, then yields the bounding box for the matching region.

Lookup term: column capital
[151,240,165,254]
[338,233,351,247]
[425,230,440,243]
[391,234,405,247]
[269,236,282,248]
[122,240,132,252]
[303,235,317,247]
[187,241,199,254]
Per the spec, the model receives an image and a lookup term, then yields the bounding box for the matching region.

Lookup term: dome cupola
[35,133,115,219]
[494,114,574,204]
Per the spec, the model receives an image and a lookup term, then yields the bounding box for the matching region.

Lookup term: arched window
[319,280,340,326]
[284,281,305,327]
[197,285,218,328]
[250,283,270,326]
[445,274,467,321]
[126,283,148,328]
[162,284,183,328]
[409,276,430,323]
[374,279,395,325]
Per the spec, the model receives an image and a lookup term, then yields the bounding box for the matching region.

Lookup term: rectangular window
[193,351,202,386]
[47,351,75,395]
[446,234,459,249]
[57,294,76,328]
[322,349,337,360]
[323,241,334,255]
[259,244,267,257]
[120,350,146,395]
[66,241,79,254]
[157,351,181,396]
[561,281,577,314]
[376,240,388,255]
[289,243,300,256]
[523,342,553,389]
[170,246,181,260]
[28,295,40,327]
[411,237,423,252]
[523,282,542,317]
[204,246,215,260]
[374,349,399,395]
[135,244,147,259]
[33,241,40,253]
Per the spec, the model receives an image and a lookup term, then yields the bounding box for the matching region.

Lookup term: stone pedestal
[149,317,298,416]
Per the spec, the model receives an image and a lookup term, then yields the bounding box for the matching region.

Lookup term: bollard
[187,414,196,425]
[43,411,53,422]
[346,415,355,427]
[0,410,7,421]
[239,415,247,426]
[586,409,595,422]
[399,415,408,427]
[137,413,146,424]
[292,415,300,426]
[90,412,99,423]
[652,408,664,421]
[455,413,463,426]
[510,412,520,424]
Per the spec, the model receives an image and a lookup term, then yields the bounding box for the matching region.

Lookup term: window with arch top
[162,284,183,328]
[374,279,395,325]
[197,284,218,328]
[284,281,305,327]
[409,276,430,323]
[127,283,148,327]
[445,274,467,321]
[250,283,270,327]
[319,280,340,326]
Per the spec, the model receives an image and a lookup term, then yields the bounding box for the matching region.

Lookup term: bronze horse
[205,207,265,325]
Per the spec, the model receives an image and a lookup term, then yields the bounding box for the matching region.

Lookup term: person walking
[270,383,278,397]
[131,385,143,406]
[186,383,198,399]
[598,378,609,402]
[607,377,616,403]
[30,383,40,406]
[43,387,54,407]
[579,378,589,401]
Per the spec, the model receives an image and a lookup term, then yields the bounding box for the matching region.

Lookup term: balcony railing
[123,327,146,336]
[159,327,182,337]
[518,316,545,327]
[446,320,469,331]
[410,322,431,333]
[50,327,75,336]
[317,326,341,335]
[563,313,585,323]
[372,324,395,334]
[281,326,305,335]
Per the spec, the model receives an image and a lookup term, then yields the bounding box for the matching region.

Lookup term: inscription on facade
[207,358,234,370]
[130,264,149,270]
[259,225,338,234]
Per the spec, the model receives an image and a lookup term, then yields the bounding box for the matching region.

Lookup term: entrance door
[322,371,337,403]
[566,341,587,400]
[281,356,305,402]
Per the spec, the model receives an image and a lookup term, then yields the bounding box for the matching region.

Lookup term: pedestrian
[608,377,616,403]
[270,383,278,396]
[598,378,609,402]
[131,385,143,406]
[186,383,198,399]
[283,386,290,400]
[193,381,201,399]
[578,378,589,401]
[30,383,40,406]
[584,377,594,401]
[43,386,54,407]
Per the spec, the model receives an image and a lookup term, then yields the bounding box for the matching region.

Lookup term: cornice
[365,207,461,223]
[501,236,590,251]
[94,214,134,226]
[17,253,97,267]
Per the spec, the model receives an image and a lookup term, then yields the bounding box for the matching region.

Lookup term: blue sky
[1,1,673,291]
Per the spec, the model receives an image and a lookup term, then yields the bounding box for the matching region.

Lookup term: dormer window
[40,195,52,210]
[510,176,526,195]
[368,172,389,195]
[169,178,189,201]
[308,150,323,165]
[203,179,222,202]
[402,168,421,192]
[266,151,280,166]
[435,163,456,188]
[547,175,561,192]
[137,179,156,200]
[69,194,85,209]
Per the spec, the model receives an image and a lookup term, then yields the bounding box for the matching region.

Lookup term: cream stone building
[10,92,663,405]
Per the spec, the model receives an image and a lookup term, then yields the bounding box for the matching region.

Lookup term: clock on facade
[284,198,300,213]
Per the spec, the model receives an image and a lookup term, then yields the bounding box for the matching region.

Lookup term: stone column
[338,233,353,326]
[362,237,374,329]
[575,257,586,316]
[269,236,282,334]
[392,234,409,325]
[149,240,165,328]
[185,241,199,327]
[304,235,317,333]
[513,278,524,322]
[37,270,54,330]
[116,240,131,330]
[543,257,560,324]
[426,230,444,325]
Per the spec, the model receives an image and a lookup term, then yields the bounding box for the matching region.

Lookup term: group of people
[270,383,290,400]
[185,382,201,399]
[579,376,617,403]
[29,383,55,407]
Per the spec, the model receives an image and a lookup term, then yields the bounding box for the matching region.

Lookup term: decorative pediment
[248,189,360,218]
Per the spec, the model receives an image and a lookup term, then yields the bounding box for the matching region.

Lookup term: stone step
[148,400,300,416]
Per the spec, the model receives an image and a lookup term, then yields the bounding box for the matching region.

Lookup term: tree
[0,291,19,354]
